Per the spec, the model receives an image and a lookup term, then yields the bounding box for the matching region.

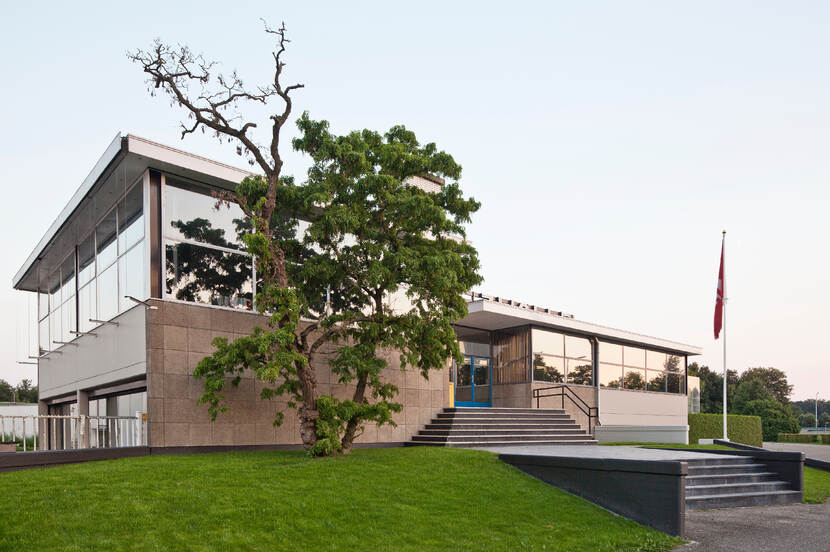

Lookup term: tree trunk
[340,373,369,455]
[296,358,319,450]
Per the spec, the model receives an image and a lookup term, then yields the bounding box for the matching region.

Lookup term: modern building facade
[13,134,702,449]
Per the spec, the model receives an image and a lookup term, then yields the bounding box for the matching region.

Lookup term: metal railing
[532,385,599,435]
[0,413,147,452]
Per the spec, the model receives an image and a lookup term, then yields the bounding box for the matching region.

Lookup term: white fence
[0,413,147,452]
[0,404,38,438]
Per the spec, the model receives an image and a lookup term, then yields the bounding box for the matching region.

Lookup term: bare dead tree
[128,20,302,286]
[129,22,325,448]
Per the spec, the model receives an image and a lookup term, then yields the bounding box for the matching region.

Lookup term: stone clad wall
[145,299,449,447]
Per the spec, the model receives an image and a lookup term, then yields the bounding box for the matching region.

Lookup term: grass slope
[0,448,681,552]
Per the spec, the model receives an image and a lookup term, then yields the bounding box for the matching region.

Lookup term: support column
[148,170,162,299]
[37,400,48,451]
[76,389,89,448]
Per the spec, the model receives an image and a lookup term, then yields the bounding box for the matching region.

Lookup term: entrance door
[455,355,492,407]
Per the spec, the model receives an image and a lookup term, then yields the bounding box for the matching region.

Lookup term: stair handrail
[532,384,599,435]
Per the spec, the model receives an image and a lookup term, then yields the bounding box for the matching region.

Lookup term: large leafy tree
[738,367,793,404]
[131,23,482,455]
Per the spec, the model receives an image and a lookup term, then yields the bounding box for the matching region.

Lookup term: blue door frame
[455,355,492,407]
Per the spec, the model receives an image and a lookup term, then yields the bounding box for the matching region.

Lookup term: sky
[1,1,828,400]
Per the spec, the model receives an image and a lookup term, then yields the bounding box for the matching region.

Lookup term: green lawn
[0,448,681,552]
[804,467,830,504]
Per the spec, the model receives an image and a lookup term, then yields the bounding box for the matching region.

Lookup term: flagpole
[722,230,728,441]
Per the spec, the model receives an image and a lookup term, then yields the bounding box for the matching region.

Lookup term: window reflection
[35,181,146,348]
[623,367,646,390]
[78,233,95,286]
[531,328,593,386]
[599,340,687,394]
[118,184,144,252]
[600,363,623,388]
[647,370,666,392]
[624,346,645,368]
[534,354,564,383]
[164,180,247,250]
[78,280,96,332]
[97,264,118,321]
[96,208,118,270]
[118,243,145,312]
[567,360,593,385]
[165,240,253,310]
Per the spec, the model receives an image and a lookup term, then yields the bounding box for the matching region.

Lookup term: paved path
[478,444,740,460]
[763,441,830,462]
[675,501,830,551]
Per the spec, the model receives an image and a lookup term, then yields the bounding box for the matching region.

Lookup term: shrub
[739,399,801,441]
[689,413,763,447]
[778,433,818,443]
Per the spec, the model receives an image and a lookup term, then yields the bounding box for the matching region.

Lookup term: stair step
[448,407,567,411]
[419,428,589,436]
[410,406,596,448]
[686,472,778,486]
[405,439,598,448]
[685,481,790,497]
[425,423,577,430]
[435,410,570,420]
[412,433,592,443]
[435,416,574,422]
[687,464,767,476]
[685,457,756,467]
[685,490,801,510]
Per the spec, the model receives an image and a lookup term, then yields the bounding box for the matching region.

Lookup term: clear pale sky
[1,1,828,400]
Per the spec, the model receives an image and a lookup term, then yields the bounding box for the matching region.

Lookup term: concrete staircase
[685,456,801,510]
[407,407,597,447]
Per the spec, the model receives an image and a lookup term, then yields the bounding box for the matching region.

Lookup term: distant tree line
[0,379,38,403]
[791,399,830,428]
[688,364,800,441]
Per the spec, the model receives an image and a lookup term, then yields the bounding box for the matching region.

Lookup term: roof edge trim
[12,133,124,289]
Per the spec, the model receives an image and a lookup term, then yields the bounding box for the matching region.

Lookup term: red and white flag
[714,236,725,339]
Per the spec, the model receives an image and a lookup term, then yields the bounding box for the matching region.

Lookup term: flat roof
[458,298,702,356]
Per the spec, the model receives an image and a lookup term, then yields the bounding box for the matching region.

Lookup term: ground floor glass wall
[598,341,686,394]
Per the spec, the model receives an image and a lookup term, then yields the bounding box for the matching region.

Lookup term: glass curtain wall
[38,182,145,353]
[163,178,254,310]
[599,341,686,394]
[531,328,594,385]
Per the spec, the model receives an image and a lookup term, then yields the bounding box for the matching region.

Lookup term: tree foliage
[131,23,482,455]
[688,363,800,440]
[739,399,800,441]
[0,379,38,403]
[800,413,817,427]
[739,367,793,404]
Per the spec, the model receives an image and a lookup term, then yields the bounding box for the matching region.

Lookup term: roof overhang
[13,133,254,291]
[457,299,702,356]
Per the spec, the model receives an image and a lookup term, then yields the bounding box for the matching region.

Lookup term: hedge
[778,433,830,444]
[689,413,763,447]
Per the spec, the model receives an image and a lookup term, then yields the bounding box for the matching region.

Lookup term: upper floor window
[164,178,247,251]
[163,177,253,310]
